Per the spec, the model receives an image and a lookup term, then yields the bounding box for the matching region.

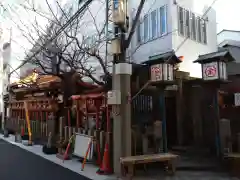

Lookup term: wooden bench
[120,153,179,178]
[224,153,240,177]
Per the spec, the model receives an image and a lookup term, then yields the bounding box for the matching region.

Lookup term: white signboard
[107,90,121,105]
[202,62,218,80]
[202,62,227,81]
[150,64,174,82]
[234,93,240,106]
[151,64,162,81]
[73,134,93,160]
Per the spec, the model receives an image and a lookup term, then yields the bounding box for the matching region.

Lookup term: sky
[0,0,65,78]
[195,0,240,31]
[0,0,240,79]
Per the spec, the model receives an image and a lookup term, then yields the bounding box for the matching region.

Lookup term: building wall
[130,0,217,78]
[218,30,240,45]
[1,42,12,94]
[129,0,173,63]
[0,41,12,117]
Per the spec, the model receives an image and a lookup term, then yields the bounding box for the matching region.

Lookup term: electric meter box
[112,0,126,24]
[111,38,121,54]
[107,90,121,105]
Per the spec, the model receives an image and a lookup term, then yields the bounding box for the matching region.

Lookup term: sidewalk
[0,134,237,180]
[0,134,114,180]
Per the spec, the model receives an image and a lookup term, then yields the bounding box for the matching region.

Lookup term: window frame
[185,9,190,38]
[190,12,196,40]
[136,19,142,44]
[140,18,144,43]
[196,16,202,43]
[150,9,157,39]
[178,6,184,36]
[143,14,149,42]
[160,5,167,36]
[201,19,207,44]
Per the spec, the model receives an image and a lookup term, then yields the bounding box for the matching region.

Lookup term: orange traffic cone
[21,126,25,137]
[96,141,101,166]
[96,142,112,175]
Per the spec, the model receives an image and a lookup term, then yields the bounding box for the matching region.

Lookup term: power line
[8,0,94,76]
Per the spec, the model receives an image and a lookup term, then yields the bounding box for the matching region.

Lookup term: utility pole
[112,29,132,175]
[110,0,131,175]
[107,0,145,174]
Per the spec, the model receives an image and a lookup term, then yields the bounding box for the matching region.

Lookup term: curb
[0,134,113,180]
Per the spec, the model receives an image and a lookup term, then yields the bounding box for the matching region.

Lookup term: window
[136,20,141,44]
[185,10,190,37]
[178,6,184,36]
[201,20,207,44]
[190,12,196,40]
[196,17,201,42]
[144,14,149,42]
[140,21,144,43]
[160,5,167,35]
[177,6,207,44]
[151,10,157,39]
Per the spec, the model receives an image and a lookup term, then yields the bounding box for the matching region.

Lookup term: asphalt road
[0,139,237,180]
[0,139,91,180]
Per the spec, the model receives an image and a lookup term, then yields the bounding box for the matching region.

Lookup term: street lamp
[194,49,234,156]
[144,51,182,153]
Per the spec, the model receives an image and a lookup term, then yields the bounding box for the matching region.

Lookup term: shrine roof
[143,50,182,65]
[194,49,235,63]
[9,74,61,93]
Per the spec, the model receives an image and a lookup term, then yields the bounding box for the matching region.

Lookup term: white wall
[217,30,240,45]
[129,0,173,63]
[171,3,217,77]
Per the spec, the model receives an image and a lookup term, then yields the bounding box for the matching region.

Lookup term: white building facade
[129,0,217,77]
